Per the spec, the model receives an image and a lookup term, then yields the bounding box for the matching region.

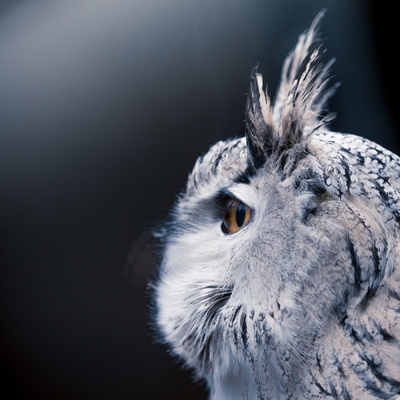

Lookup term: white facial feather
[154,10,400,400]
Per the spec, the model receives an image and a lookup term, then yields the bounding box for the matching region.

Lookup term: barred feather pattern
[154,10,400,400]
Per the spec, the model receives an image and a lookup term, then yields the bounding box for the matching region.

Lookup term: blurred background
[0,0,397,398]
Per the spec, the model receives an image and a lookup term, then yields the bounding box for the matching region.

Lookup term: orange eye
[221,196,251,234]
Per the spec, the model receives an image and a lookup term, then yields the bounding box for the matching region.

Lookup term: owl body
[154,12,400,399]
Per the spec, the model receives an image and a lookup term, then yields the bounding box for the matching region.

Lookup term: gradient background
[0,0,398,399]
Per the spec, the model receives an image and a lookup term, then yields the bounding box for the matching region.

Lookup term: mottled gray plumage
[154,11,400,399]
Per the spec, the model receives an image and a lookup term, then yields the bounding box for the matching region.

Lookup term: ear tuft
[245,9,338,170]
[245,65,275,169]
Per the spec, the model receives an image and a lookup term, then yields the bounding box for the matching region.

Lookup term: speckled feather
[154,10,400,400]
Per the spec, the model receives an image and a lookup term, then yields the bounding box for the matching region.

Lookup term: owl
[153,10,400,400]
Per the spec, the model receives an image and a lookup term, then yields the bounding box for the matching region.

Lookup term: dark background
[0,1,398,399]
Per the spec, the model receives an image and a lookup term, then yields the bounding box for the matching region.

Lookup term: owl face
[154,11,400,400]
[155,131,370,390]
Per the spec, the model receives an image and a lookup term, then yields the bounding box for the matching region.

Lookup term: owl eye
[221,196,251,234]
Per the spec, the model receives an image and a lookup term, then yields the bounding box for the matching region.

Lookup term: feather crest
[245,9,338,169]
[245,66,275,168]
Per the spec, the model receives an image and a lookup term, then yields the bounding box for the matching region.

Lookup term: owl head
[153,10,400,399]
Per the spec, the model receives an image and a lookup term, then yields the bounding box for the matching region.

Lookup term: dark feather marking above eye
[210,142,245,176]
[212,151,225,174]
[215,191,238,214]
[234,172,251,185]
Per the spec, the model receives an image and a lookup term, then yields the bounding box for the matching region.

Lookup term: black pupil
[236,203,246,227]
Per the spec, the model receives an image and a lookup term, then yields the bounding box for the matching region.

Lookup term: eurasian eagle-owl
[153,11,400,399]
